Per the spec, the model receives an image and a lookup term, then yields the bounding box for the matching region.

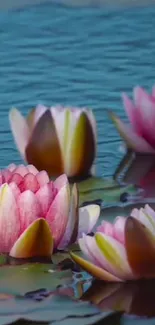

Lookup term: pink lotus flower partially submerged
[110,86,155,154]
[71,204,155,282]
[0,164,100,258]
[9,105,96,178]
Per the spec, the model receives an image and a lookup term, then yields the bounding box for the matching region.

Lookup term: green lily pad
[77,176,137,206]
[0,292,115,325]
[52,252,72,265]
[52,244,80,266]
[122,316,155,325]
[77,177,118,192]
[0,255,7,265]
[51,310,118,325]
[0,264,72,295]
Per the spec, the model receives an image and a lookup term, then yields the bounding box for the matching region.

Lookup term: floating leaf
[52,244,80,266]
[122,316,155,325]
[0,255,7,266]
[0,264,72,295]
[50,310,118,325]
[52,252,73,266]
[0,293,115,325]
[77,177,118,192]
[77,176,137,207]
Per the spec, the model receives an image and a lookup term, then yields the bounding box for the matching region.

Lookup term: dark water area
[0,3,155,177]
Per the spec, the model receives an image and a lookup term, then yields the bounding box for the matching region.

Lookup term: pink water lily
[71,204,155,282]
[0,164,100,258]
[110,86,155,153]
[9,105,96,178]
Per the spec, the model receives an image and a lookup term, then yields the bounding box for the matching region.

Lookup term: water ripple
[0,3,155,176]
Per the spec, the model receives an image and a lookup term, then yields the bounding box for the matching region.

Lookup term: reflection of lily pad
[0,264,72,295]
[77,176,137,207]
[0,293,114,325]
[52,310,117,325]
[122,316,155,325]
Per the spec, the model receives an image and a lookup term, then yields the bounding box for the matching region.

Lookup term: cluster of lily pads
[1,84,155,286]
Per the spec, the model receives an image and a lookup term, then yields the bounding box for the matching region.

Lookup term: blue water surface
[0,3,155,176]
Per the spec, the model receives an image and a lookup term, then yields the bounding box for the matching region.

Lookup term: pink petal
[19,173,40,193]
[2,170,12,183]
[27,165,39,175]
[122,93,141,134]
[86,109,97,145]
[51,108,82,173]
[71,251,122,282]
[77,204,100,239]
[46,183,70,248]
[81,234,126,280]
[34,104,48,125]
[9,182,21,200]
[134,86,155,110]
[79,234,103,267]
[110,111,155,153]
[131,207,155,235]
[145,204,155,221]
[10,173,23,186]
[7,163,16,172]
[36,184,54,216]
[95,233,134,280]
[86,234,122,274]
[0,184,20,253]
[134,87,155,148]
[130,208,139,219]
[50,107,70,160]
[17,190,41,233]
[9,108,30,159]
[36,170,49,187]
[13,165,29,177]
[113,217,126,244]
[58,183,78,249]
[78,236,94,262]
[97,221,114,236]
[54,174,68,191]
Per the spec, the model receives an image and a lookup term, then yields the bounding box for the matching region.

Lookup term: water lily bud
[9,105,97,178]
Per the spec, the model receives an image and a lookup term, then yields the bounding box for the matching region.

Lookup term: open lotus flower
[71,204,155,282]
[110,86,155,154]
[0,163,100,258]
[9,105,96,178]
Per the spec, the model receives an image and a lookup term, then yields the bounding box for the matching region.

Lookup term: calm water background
[0,3,155,177]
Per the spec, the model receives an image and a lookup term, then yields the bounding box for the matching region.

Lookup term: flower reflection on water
[81,279,155,318]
